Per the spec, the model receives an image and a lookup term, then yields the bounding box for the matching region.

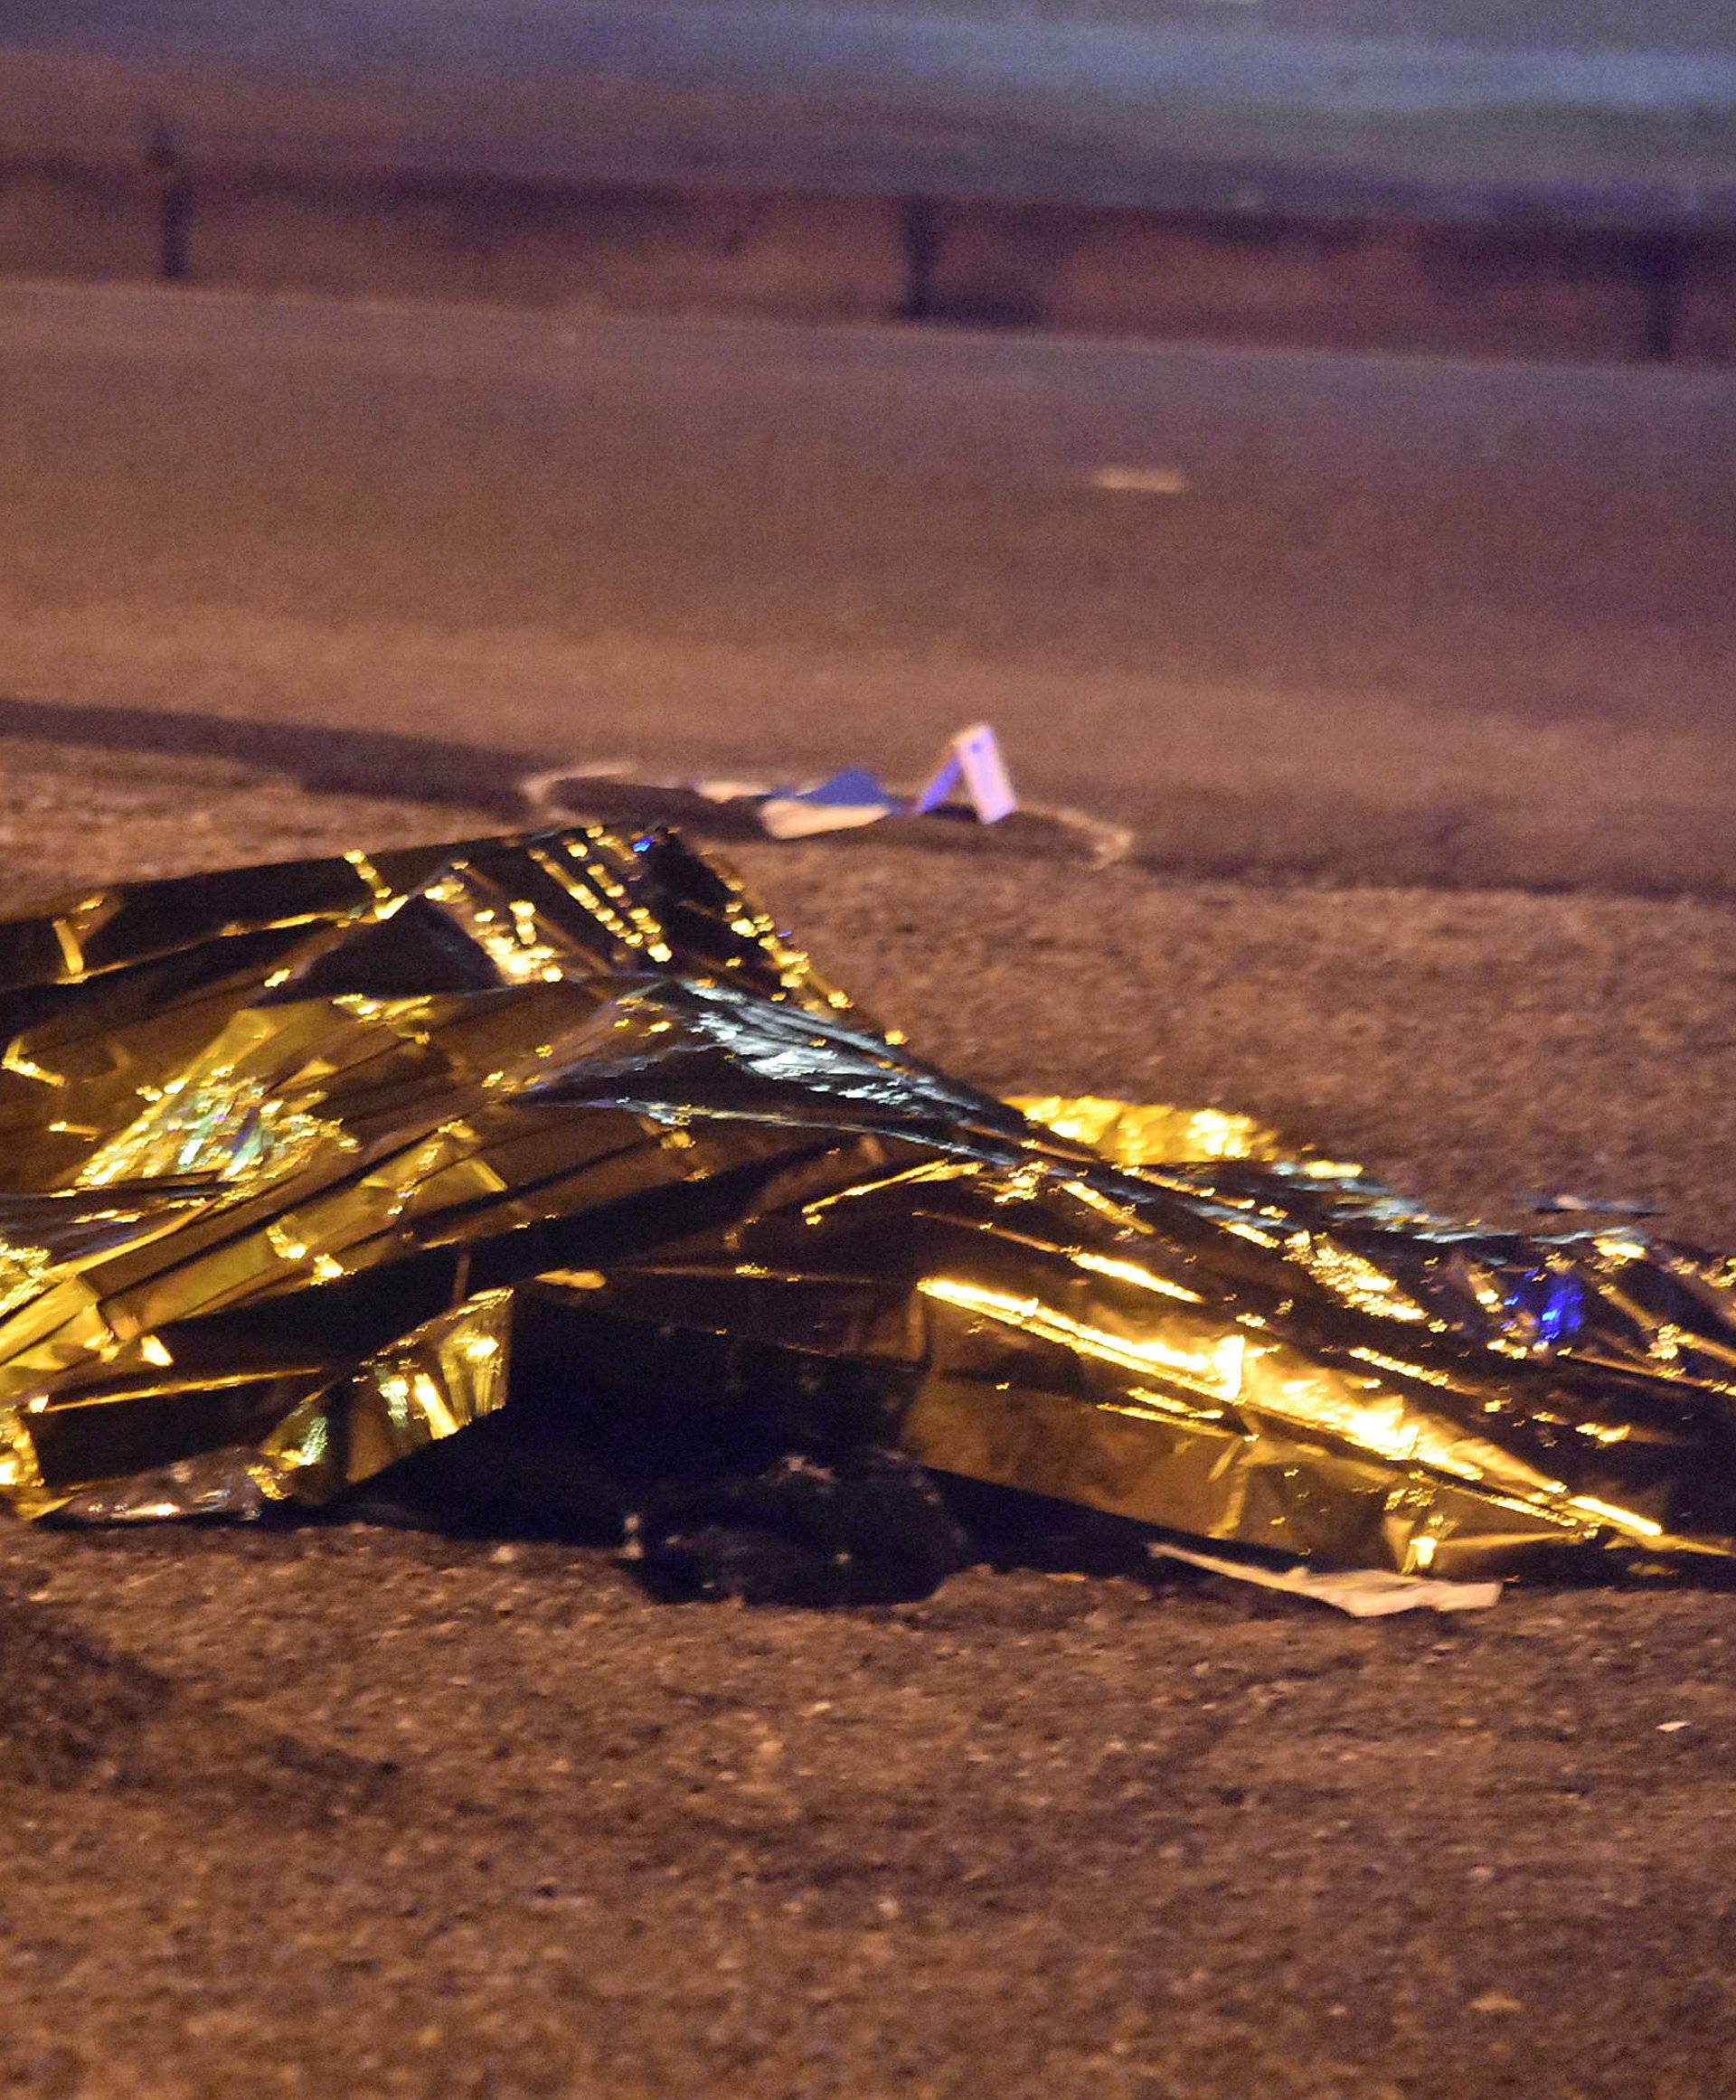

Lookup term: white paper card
[914,724,1017,824]
[1148,1543,1503,1617]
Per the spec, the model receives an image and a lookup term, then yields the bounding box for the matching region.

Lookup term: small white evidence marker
[913,723,1017,824]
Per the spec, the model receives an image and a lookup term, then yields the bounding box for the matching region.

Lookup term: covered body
[0,826,1732,1580]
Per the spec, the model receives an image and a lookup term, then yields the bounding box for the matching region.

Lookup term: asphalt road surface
[3,749,1736,2100]
[2,278,1735,890]
[5,284,1736,2099]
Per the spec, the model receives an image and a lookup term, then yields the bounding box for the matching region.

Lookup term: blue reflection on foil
[1504,1267,1585,1349]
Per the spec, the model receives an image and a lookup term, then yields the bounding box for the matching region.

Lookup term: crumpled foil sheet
[2,824,1735,1582]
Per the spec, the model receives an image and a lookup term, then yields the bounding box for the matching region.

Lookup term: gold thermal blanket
[1,825,1732,1580]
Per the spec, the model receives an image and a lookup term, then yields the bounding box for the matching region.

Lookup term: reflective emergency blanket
[1,825,1734,1581]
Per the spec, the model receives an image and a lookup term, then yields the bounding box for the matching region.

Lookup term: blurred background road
[9,0,1736,222]
[3,278,1734,891]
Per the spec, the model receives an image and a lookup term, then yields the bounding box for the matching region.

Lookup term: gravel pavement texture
[3,740,1736,2099]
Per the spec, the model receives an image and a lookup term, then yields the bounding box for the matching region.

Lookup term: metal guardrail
[5,5,1736,360]
[6,5,1736,227]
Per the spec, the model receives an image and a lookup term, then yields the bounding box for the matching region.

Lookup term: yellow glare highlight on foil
[1287,1231,1429,1323]
[3,1043,63,1087]
[1566,1494,1664,1539]
[0,1238,63,1322]
[1011,1095,1286,1166]
[918,1281,1514,1487]
[343,850,396,905]
[1102,1384,1226,1424]
[1349,1345,1457,1389]
[919,1277,1245,1401]
[411,1370,459,1438]
[51,918,85,975]
[1071,1251,1204,1304]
